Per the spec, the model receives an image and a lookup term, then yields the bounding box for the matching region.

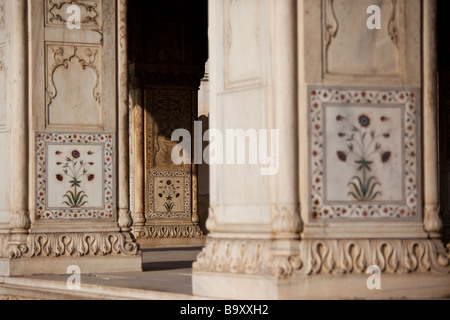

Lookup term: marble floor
[0,247,204,300]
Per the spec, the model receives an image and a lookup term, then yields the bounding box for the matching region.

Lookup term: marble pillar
[0,0,142,276]
[423,0,442,237]
[117,0,133,233]
[193,0,302,295]
[193,0,450,300]
[9,0,30,235]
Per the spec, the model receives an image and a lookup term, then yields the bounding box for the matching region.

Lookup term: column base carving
[424,204,444,236]
[131,212,146,226]
[271,205,302,239]
[10,210,31,234]
[118,209,134,232]
[205,207,217,233]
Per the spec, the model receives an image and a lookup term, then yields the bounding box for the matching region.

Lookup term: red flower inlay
[337,151,347,162]
[358,115,371,127]
[381,152,391,163]
[72,150,81,159]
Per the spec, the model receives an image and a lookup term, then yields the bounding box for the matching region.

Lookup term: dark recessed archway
[127,0,209,248]
[438,0,450,245]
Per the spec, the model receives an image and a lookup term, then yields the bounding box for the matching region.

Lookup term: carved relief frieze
[0,232,139,259]
[46,0,102,29]
[294,239,449,275]
[193,238,450,279]
[193,239,273,275]
[46,44,101,108]
[46,44,103,126]
[133,224,204,240]
[323,0,401,77]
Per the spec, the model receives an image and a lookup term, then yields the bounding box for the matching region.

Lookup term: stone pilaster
[423,0,443,237]
[10,0,30,234]
[268,0,302,280]
[117,0,133,232]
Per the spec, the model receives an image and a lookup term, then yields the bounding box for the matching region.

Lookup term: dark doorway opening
[127,0,209,248]
[438,0,450,244]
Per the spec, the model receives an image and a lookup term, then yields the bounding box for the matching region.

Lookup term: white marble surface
[327,0,398,76]
[0,134,8,224]
[324,104,403,203]
[47,144,104,209]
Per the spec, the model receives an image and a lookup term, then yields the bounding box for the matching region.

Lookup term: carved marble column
[423,0,443,237]
[117,0,133,232]
[10,0,30,234]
